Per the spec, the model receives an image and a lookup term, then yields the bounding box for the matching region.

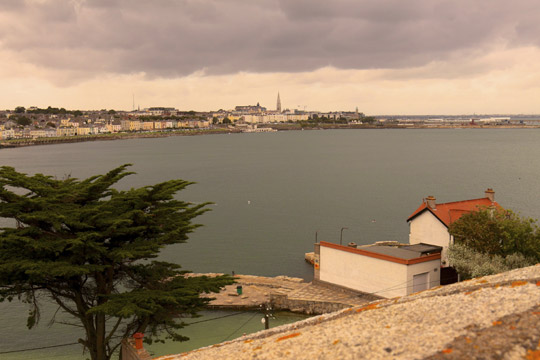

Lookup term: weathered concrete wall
[319,243,441,298]
[405,258,441,295]
[270,293,350,315]
[320,245,408,298]
[312,279,382,302]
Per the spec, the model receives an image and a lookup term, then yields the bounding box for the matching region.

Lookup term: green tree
[448,243,535,280]
[449,208,540,260]
[448,208,540,279]
[0,165,233,360]
[222,117,231,124]
[14,106,25,113]
[15,116,32,126]
[361,116,376,124]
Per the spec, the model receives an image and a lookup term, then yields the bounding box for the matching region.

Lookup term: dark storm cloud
[2,0,539,78]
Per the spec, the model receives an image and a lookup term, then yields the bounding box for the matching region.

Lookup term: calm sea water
[1,129,540,358]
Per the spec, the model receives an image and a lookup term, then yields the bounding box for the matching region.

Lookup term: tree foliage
[448,208,540,279]
[0,165,233,360]
[22,106,84,116]
[361,116,376,124]
[447,243,536,280]
[449,208,540,261]
[14,115,32,126]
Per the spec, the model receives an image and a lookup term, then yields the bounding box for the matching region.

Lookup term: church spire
[276,92,282,113]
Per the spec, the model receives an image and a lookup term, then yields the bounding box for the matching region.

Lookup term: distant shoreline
[0,128,241,148]
[1,124,539,149]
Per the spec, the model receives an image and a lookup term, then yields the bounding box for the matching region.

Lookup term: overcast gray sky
[1,0,540,114]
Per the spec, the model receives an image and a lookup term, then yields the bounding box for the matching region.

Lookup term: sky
[1,0,540,115]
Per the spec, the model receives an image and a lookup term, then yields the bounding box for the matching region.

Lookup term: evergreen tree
[0,165,233,360]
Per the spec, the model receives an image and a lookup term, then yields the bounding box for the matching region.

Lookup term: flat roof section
[358,245,423,260]
[320,241,441,265]
[401,243,443,255]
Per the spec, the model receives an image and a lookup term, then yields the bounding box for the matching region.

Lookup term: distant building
[276,92,282,113]
[235,103,266,114]
[144,107,176,116]
[242,114,308,124]
[56,127,77,137]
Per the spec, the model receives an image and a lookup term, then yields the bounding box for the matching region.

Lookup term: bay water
[1,129,539,358]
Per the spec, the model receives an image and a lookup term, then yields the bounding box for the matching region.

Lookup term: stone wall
[270,293,351,315]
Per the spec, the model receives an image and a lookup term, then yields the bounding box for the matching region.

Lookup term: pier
[189,273,379,315]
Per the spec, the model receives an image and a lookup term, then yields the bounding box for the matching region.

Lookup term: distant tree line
[15,106,84,116]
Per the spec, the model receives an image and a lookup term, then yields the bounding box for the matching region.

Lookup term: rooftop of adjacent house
[154,264,540,360]
[358,242,442,260]
[407,188,501,227]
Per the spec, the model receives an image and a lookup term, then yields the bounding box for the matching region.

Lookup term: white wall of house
[409,211,452,265]
[405,258,441,294]
[319,245,441,298]
[320,245,406,298]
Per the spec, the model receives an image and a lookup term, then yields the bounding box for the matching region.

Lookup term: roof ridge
[435,197,494,205]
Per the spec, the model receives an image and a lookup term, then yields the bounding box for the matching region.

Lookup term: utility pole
[260,303,273,330]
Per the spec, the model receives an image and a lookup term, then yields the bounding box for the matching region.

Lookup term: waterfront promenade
[188,273,375,314]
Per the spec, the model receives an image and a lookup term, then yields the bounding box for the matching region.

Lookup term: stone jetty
[187,273,375,314]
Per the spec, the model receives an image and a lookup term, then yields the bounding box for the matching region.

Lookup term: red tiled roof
[407,197,501,227]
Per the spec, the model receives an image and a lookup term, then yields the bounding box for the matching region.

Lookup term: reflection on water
[0,307,308,360]
[147,310,310,358]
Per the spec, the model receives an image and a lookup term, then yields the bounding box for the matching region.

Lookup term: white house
[315,241,442,298]
[407,188,500,267]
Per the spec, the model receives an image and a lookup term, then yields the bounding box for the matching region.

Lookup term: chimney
[426,196,436,210]
[485,188,495,202]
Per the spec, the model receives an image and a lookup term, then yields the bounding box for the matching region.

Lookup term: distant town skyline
[2,1,540,115]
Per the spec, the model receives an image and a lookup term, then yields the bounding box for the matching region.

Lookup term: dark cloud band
[1,0,538,79]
